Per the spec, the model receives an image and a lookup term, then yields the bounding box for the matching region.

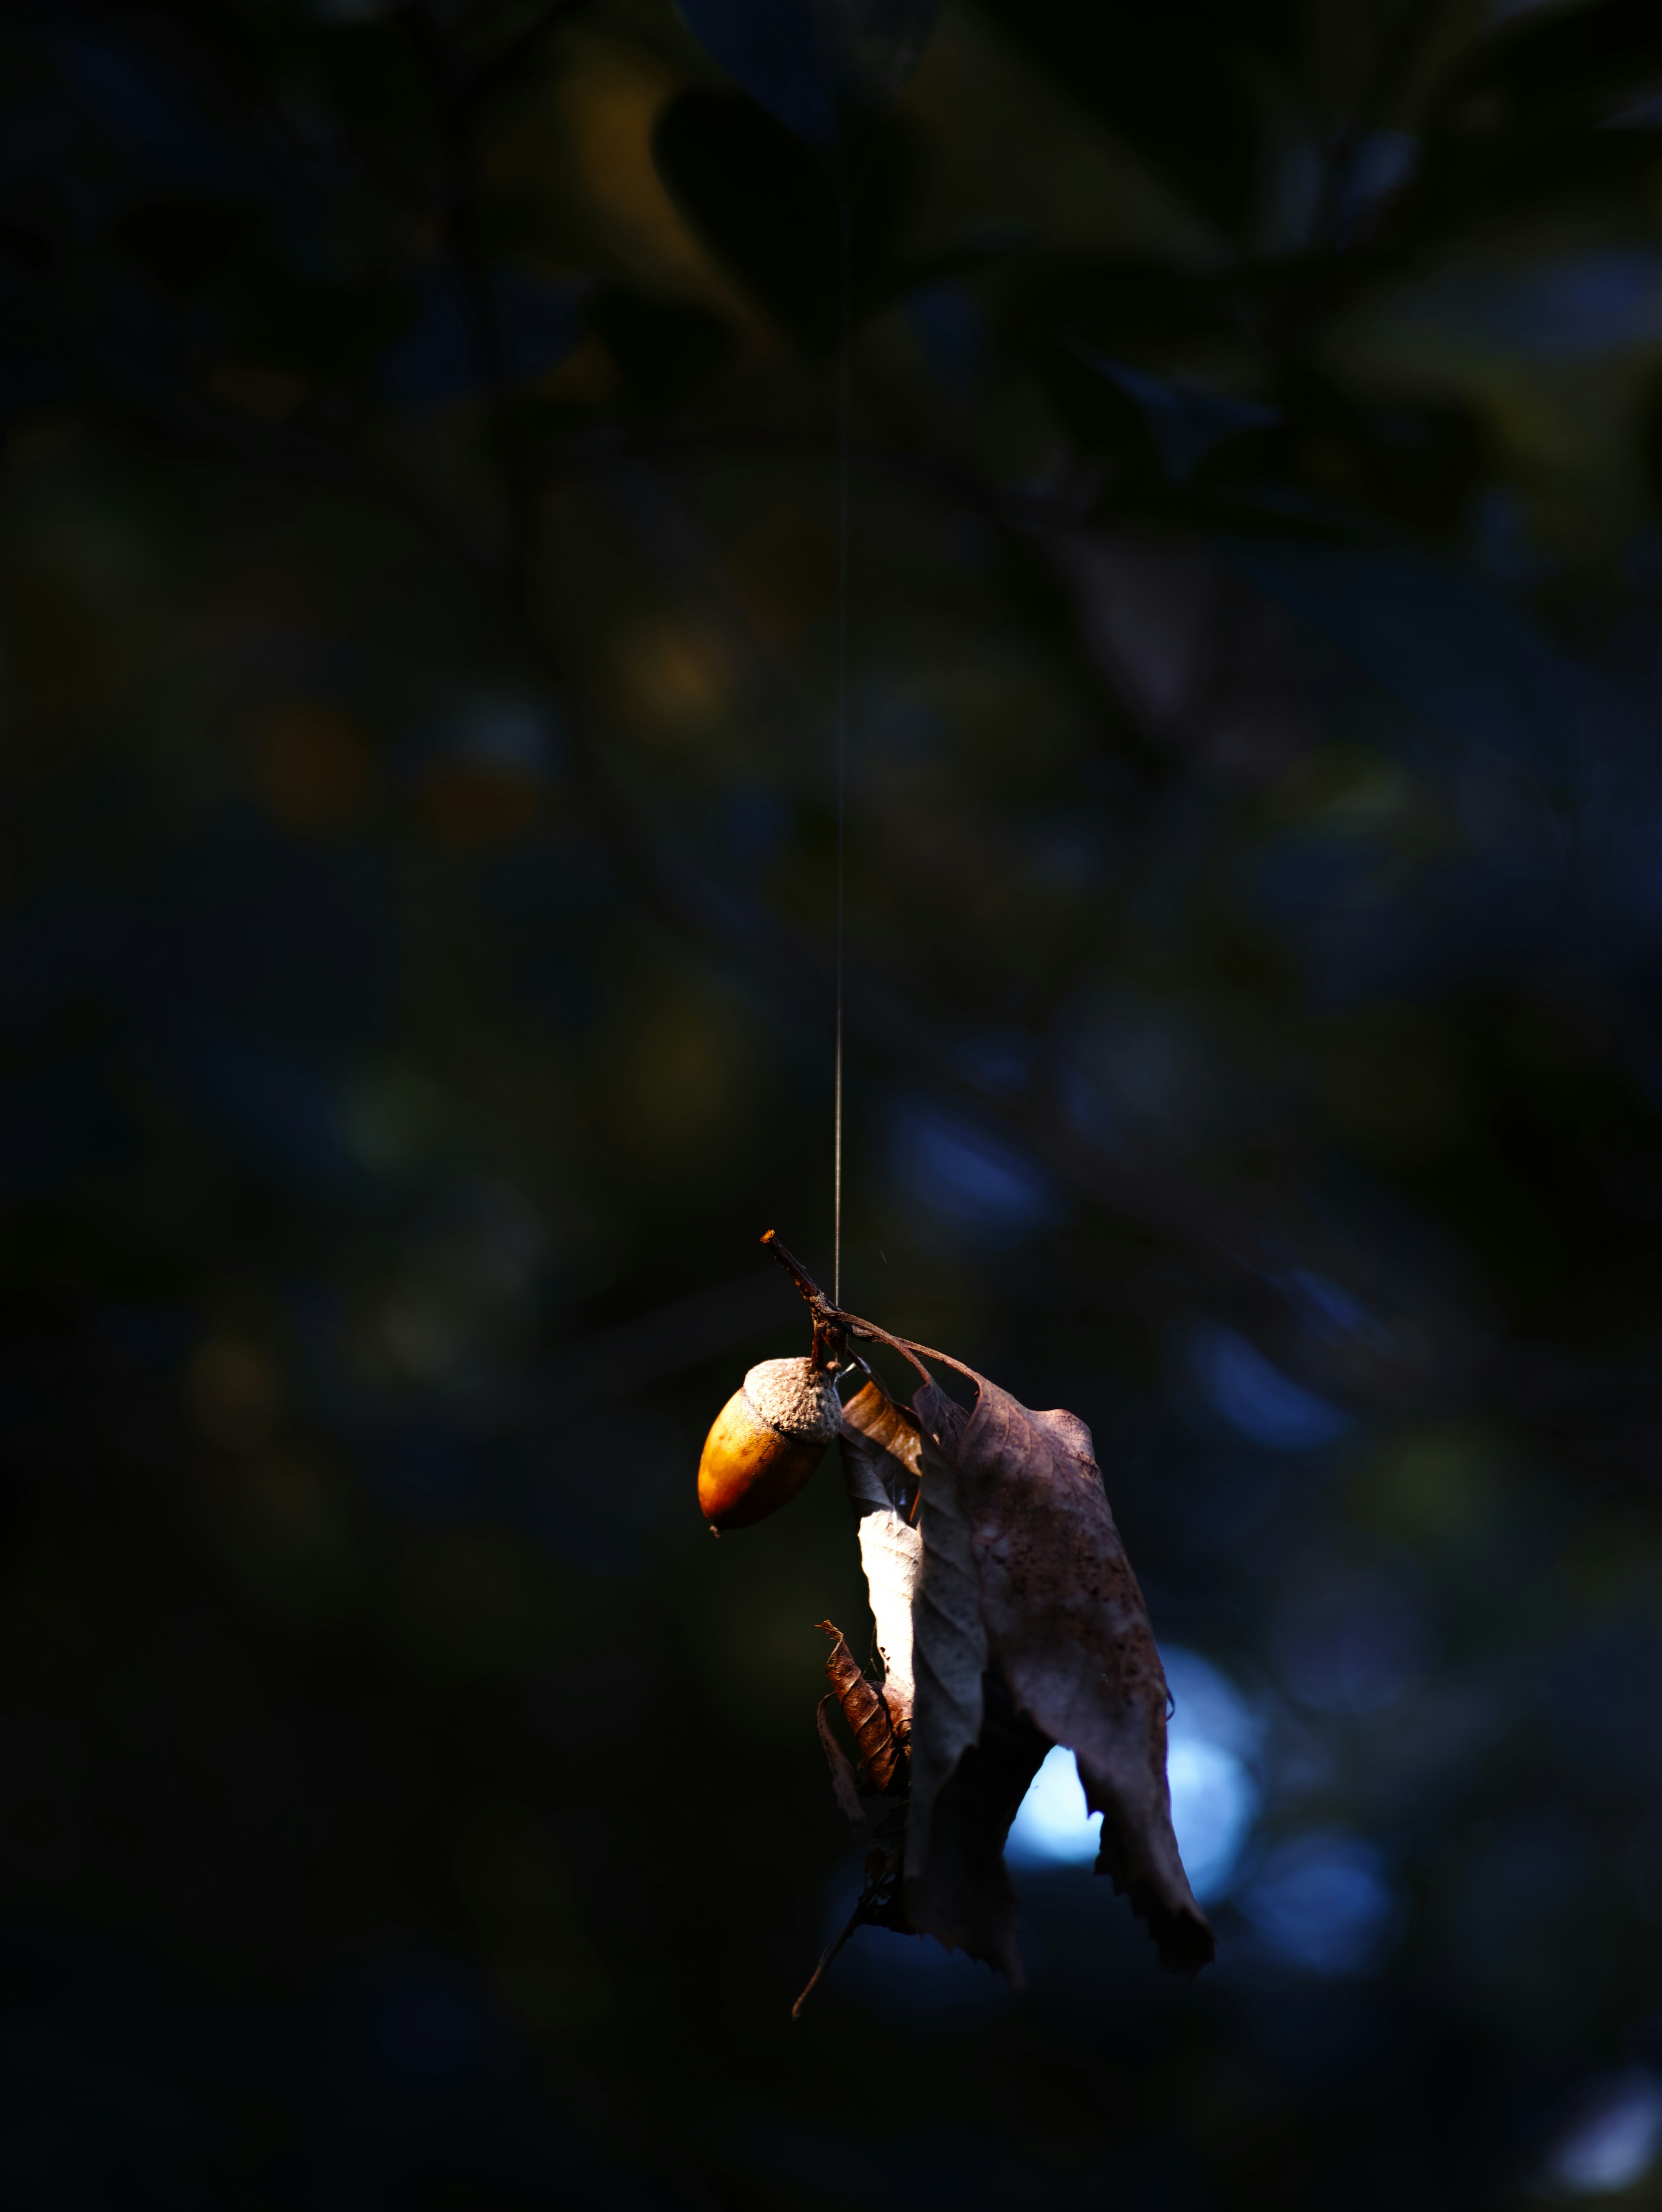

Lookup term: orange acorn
[697,1356,842,1532]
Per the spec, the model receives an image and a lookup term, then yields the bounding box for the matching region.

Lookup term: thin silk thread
[833,198,851,1308]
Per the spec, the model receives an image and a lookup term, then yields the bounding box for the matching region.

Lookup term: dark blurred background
[0,0,1659,2204]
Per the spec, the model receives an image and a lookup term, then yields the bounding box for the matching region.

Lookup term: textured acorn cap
[742,1356,842,1442]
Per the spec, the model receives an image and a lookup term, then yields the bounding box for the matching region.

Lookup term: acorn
[697,1356,843,1532]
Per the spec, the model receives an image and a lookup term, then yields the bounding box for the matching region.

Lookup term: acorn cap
[742,1356,842,1443]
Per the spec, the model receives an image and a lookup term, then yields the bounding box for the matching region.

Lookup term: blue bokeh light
[1168,1739,1259,1900]
[1005,1744,1097,1868]
[1006,1647,1259,1901]
[1237,1832,1401,1975]
[444,695,560,776]
[1277,1267,1375,1341]
[890,1100,1061,1245]
[1542,2069,1662,2197]
[1191,1323,1354,1450]
[1273,1573,1428,1714]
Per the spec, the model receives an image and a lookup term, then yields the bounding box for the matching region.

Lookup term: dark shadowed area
[0,0,1659,2205]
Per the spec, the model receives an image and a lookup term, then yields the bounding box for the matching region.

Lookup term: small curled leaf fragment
[795,1620,919,2015]
[818,1620,905,1797]
[840,1377,922,1517]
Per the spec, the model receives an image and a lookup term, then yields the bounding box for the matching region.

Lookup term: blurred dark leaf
[377,267,583,408]
[1393,116,1662,251]
[895,219,1029,292]
[47,19,254,196]
[1089,356,1282,484]
[225,254,409,383]
[584,286,733,413]
[651,87,918,349]
[1429,0,1662,143]
[1015,257,1238,355]
[1222,538,1581,789]
[1271,374,1484,540]
[1040,345,1155,475]
[133,0,266,80]
[676,0,940,148]
[109,195,259,293]
[298,17,435,148]
[977,0,1261,235]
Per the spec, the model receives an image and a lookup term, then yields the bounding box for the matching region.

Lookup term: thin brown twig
[762,1231,982,1392]
[789,1884,880,2021]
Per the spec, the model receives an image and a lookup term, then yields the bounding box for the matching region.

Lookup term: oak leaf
[817,1620,905,1798]
[912,1373,1214,1977]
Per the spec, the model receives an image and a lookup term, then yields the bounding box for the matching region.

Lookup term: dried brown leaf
[905,1387,988,1889]
[924,1375,1215,1976]
[840,1379,922,1516]
[818,1620,905,1798]
[905,1658,1050,1981]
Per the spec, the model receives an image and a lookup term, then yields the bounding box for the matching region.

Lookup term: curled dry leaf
[839,1378,921,1516]
[817,1620,904,1797]
[796,1616,915,2018]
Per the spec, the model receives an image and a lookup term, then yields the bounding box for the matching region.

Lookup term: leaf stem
[761,1231,982,1390]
